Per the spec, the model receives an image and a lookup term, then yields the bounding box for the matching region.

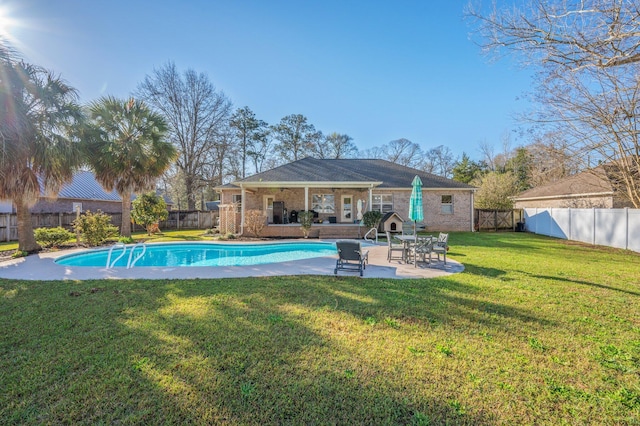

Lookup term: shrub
[73,210,119,247]
[131,192,169,235]
[244,209,267,237]
[34,227,75,248]
[11,250,27,258]
[363,210,382,229]
[299,211,314,238]
[118,236,135,244]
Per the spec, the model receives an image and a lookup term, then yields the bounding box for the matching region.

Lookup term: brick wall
[31,197,122,214]
[221,187,474,233]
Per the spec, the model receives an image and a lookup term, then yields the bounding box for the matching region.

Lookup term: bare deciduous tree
[422,145,456,178]
[467,0,640,70]
[468,0,640,206]
[385,138,423,168]
[526,134,581,187]
[312,132,358,159]
[136,62,232,209]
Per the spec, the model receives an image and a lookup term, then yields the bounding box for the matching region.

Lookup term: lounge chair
[432,232,449,264]
[386,231,405,262]
[334,240,369,277]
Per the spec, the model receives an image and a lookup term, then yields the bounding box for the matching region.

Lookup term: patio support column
[304,186,309,211]
[470,190,475,232]
[240,186,246,235]
[368,186,373,211]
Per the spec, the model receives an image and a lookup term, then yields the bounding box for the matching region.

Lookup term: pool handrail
[106,243,127,269]
[363,227,378,243]
[127,242,147,269]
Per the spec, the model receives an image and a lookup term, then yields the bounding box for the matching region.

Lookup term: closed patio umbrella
[409,175,424,227]
[408,175,424,266]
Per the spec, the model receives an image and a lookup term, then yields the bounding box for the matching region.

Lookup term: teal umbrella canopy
[409,175,423,222]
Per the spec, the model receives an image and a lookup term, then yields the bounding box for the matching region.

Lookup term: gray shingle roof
[236,158,475,189]
[515,167,613,200]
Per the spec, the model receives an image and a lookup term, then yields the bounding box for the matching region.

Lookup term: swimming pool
[55,242,338,268]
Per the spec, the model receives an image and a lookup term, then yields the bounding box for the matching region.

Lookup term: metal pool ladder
[105,242,147,269]
[127,242,146,269]
[106,243,126,269]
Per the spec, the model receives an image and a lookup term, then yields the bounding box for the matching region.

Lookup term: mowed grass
[1,232,639,425]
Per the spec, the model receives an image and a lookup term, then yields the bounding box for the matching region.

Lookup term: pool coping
[0,240,464,281]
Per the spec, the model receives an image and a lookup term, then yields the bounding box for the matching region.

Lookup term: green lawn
[1,232,639,425]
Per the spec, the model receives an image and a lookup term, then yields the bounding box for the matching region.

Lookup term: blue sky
[2,0,532,160]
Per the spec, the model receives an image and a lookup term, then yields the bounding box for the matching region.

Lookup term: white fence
[523,208,640,253]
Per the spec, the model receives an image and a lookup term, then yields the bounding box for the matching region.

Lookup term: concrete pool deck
[0,240,464,281]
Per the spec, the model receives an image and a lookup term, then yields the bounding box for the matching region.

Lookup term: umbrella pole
[413,220,417,267]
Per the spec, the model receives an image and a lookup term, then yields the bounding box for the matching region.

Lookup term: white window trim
[312,193,335,214]
[372,194,393,213]
[441,195,453,214]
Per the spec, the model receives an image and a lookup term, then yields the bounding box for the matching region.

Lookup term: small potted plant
[298,211,314,238]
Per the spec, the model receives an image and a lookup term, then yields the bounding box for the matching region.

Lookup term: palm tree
[0,41,84,252]
[85,96,177,237]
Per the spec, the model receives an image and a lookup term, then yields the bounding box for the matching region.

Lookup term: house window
[312,194,335,213]
[232,194,242,213]
[372,194,393,213]
[441,195,453,214]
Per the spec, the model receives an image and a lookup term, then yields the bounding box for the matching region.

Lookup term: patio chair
[409,236,434,267]
[334,240,369,277]
[401,222,415,236]
[432,232,449,264]
[402,221,426,236]
[386,231,405,262]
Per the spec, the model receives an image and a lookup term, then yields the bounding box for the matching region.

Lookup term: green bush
[73,210,119,247]
[363,210,382,229]
[34,227,75,248]
[131,192,169,235]
[298,211,314,238]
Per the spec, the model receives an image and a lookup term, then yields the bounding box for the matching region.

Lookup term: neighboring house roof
[42,170,121,201]
[232,158,475,190]
[515,167,614,201]
[205,201,220,211]
[40,170,173,204]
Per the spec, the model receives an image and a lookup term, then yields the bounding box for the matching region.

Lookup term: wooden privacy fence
[474,209,525,231]
[0,210,218,242]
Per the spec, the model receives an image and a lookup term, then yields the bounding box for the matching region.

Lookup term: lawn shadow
[104,278,498,425]
[525,272,640,297]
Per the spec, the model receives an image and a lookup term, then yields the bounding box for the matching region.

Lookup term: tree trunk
[185,175,196,210]
[121,189,132,237]
[15,197,40,253]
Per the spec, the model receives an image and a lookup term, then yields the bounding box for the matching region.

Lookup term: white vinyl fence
[524,208,640,253]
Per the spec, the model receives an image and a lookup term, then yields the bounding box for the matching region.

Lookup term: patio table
[394,235,433,264]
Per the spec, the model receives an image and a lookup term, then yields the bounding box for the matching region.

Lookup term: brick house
[0,170,171,214]
[29,170,123,214]
[216,158,476,238]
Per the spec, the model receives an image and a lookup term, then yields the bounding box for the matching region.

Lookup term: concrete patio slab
[0,241,464,281]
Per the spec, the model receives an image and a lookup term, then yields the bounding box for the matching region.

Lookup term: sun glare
[0,5,19,41]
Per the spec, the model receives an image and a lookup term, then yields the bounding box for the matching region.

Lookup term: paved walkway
[0,241,464,281]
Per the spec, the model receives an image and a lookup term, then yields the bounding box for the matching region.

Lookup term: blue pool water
[55,242,339,268]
